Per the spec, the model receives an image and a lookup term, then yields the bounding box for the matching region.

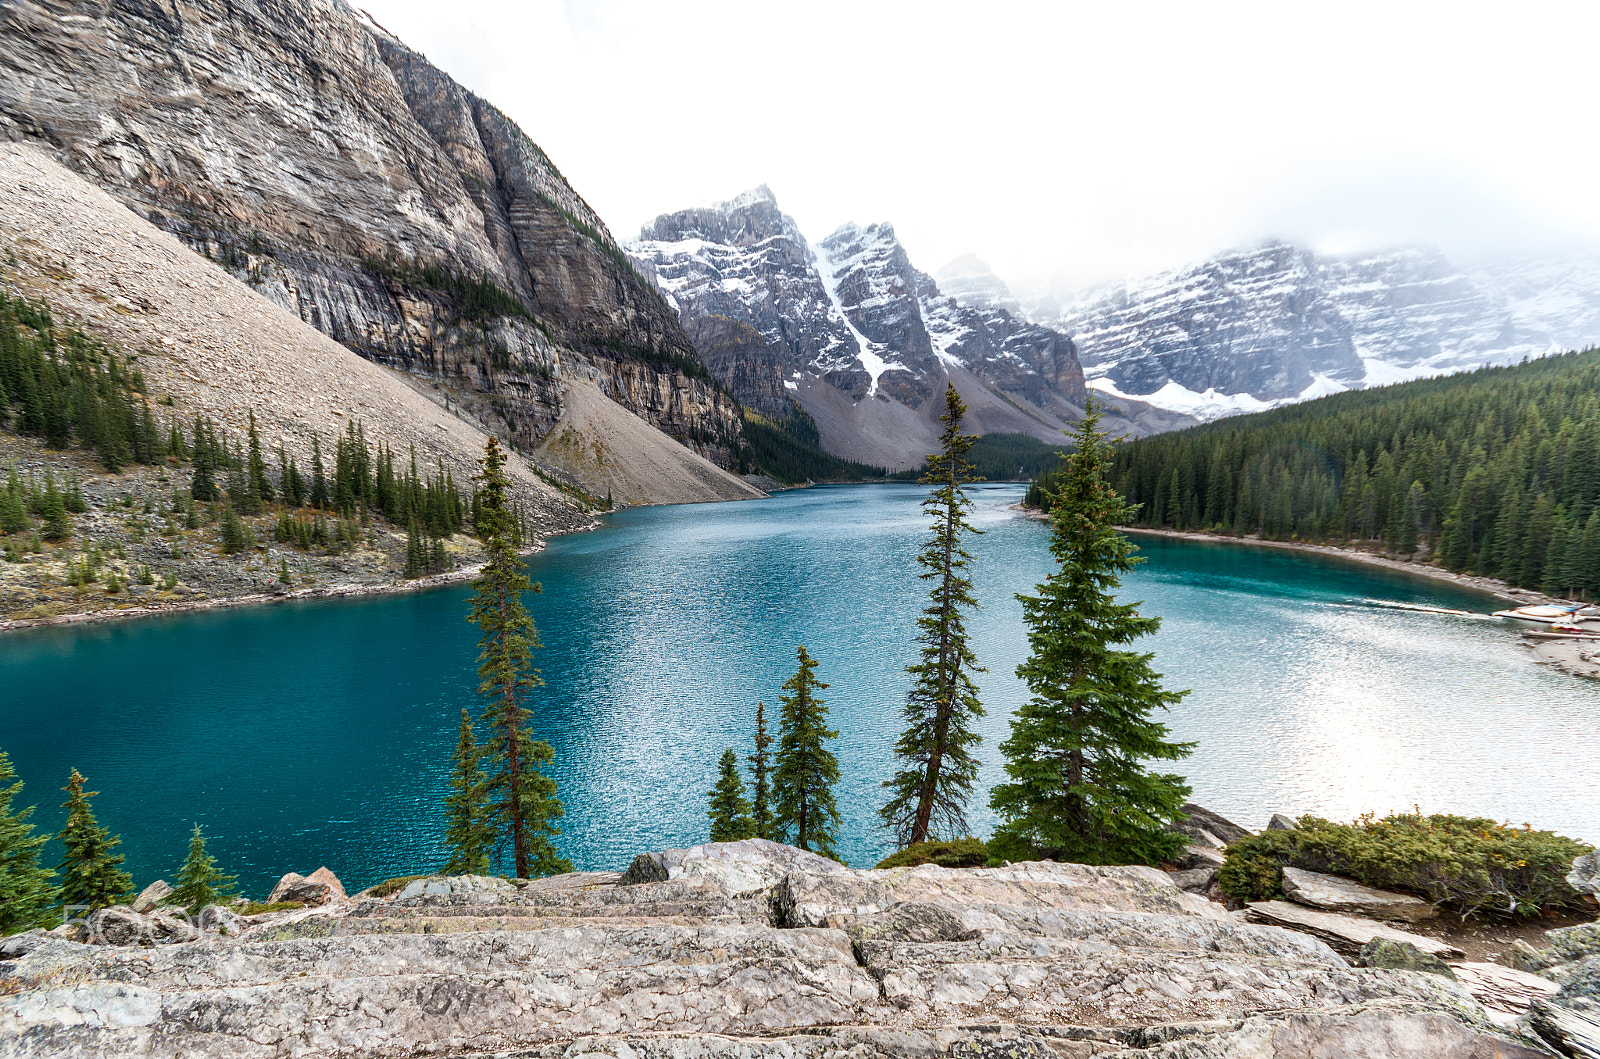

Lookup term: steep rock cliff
[0,0,743,469]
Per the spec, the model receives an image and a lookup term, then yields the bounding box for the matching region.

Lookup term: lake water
[1,483,1595,897]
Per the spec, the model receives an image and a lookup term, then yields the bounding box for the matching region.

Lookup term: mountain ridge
[974,241,1600,422]
[0,0,752,492]
[632,189,1189,469]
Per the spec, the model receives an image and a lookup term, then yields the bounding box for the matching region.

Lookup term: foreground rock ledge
[0,840,1551,1057]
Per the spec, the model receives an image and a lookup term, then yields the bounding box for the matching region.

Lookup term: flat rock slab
[1448,962,1559,1026]
[1280,866,1436,922]
[0,924,885,1056]
[848,904,1343,967]
[439,1010,1547,1059]
[777,862,1229,930]
[856,933,1471,1027]
[1245,901,1463,959]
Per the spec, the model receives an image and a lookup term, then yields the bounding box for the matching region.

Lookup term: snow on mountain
[1005,241,1600,422]
[934,253,1020,313]
[630,191,1176,469]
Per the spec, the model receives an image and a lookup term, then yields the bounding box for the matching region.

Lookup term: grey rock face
[774,862,1232,930]
[267,866,347,906]
[1280,866,1437,922]
[1526,955,1600,1059]
[1245,901,1462,959]
[1267,814,1299,832]
[128,880,171,915]
[621,838,848,888]
[0,0,742,466]
[1360,938,1456,979]
[1020,241,1600,422]
[0,844,1538,1059]
[1168,804,1253,848]
[1571,852,1600,898]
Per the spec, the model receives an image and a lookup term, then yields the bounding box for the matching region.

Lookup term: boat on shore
[1491,603,1599,626]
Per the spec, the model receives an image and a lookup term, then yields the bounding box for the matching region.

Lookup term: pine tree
[747,701,773,840]
[56,769,132,912]
[220,499,246,554]
[990,399,1194,866]
[468,437,571,878]
[707,748,755,842]
[169,824,236,913]
[0,749,59,933]
[310,433,329,510]
[881,385,986,848]
[772,645,841,859]
[40,472,70,542]
[442,708,493,875]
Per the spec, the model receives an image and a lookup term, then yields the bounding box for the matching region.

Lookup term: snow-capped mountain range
[630,188,1190,469]
[954,243,1600,422]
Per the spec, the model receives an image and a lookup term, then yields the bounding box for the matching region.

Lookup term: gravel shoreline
[1115,524,1600,682]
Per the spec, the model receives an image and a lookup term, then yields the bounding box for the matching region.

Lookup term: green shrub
[239,900,304,915]
[367,874,426,898]
[875,837,990,870]
[1218,812,1593,919]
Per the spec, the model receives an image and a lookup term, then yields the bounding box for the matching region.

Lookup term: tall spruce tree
[442,708,492,875]
[0,749,58,933]
[468,437,571,878]
[772,646,841,859]
[881,385,986,847]
[57,769,132,912]
[747,702,773,840]
[707,748,755,842]
[169,824,236,913]
[990,398,1194,866]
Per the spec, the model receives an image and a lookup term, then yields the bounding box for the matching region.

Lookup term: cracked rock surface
[0,843,1553,1057]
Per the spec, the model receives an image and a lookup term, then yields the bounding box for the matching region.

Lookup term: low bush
[1218,811,1593,919]
[876,837,990,870]
[367,874,427,899]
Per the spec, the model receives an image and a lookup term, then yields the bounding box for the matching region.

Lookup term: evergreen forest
[1029,350,1600,598]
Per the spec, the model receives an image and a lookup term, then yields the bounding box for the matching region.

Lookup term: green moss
[875,837,990,870]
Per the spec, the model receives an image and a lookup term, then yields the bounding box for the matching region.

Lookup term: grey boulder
[1281,865,1437,922]
[129,879,171,914]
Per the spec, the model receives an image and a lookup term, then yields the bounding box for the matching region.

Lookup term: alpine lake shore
[1021,513,1600,683]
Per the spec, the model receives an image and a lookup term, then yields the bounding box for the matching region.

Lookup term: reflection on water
[1,483,1595,896]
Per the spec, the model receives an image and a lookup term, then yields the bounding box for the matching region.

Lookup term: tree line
[3,393,1196,925]
[700,391,1194,866]
[1029,349,1600,598]
[0,292,164,472]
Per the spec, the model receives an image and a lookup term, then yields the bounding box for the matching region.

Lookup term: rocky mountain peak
[936,253,1019,312]
[0,0,746,480]
[626,189,1183,470]
[1014,239,1600,421]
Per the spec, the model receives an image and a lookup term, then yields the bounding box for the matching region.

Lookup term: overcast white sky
[356,0,1600,290]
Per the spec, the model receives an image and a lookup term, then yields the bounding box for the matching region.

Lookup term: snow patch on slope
[812,239,901,397]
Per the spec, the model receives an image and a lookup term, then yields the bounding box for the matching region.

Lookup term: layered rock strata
[0,840,1547,1058]
[0,0,745,473]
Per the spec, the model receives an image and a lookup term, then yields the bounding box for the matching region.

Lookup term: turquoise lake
[2,482,1596,897]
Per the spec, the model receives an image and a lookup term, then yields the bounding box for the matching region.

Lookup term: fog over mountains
[630,188,1189,470]
[941,245,1600,422]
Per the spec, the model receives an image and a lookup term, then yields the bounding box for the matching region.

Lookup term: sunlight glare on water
[1,483,1594,896]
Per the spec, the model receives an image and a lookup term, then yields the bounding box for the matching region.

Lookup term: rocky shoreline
[1111,525,1600,682]
[2,835,1595,1059]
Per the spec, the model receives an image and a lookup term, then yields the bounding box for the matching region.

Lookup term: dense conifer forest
[0,288,514,574]
[1029,351,1600,598]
